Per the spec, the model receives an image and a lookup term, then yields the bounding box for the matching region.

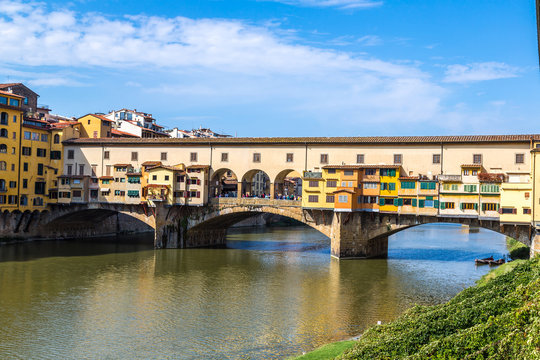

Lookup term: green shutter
[419,200,425,208]
[440,201,445,209]
[390,183,396,191]
[474,203,478,210]
[394,198,399,206]
[399,198,403,206]
[434,200,439,208]
[379,198,385,206]
[426,196,433,200]
[412,198,417,207]
[460,203,464,210]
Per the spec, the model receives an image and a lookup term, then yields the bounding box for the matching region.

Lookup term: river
[0,223,508,359]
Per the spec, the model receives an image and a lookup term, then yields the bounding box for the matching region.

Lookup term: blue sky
[0,0,538,136]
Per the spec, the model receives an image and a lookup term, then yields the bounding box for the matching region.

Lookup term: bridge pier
[330,212,389,259]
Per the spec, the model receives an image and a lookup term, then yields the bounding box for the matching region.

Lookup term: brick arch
[189,202,331,238]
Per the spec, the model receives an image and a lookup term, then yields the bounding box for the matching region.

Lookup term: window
[320,154,328,164]
[326,195,335,203]
[152,175,157,181]
[286,153,293,162]
[32,132,39,141]
[35,182,45,195]
[221,153,228,162]
[67,149,74,159]
[12,132,16,140]
[0,113,6,125]
[501,208,515,214]
[393,154,402,164]
[309,181,318,187]
[23,162,28,171]
[20,195,27,206]
[0,144,6,153]
[50,151,61,160]
[433,154,441,164]
[128,177,141,184]
[72,190,82,198]
[253,153,261,163]
[464,184,477,192]
[441,202,455,209]
[344,170,354,176]
[41,134,48,142]
[0,161,6,171]
[79,165,85,175]
[524,208,532,215]
[131,152,138,161]
[67,165,72,175]
[338,195,348,203]
[37,164,43,176]
[380,169,396,177]
[400,181,415,189]
[0,97,5,105]
[480,184,499,193]
[10,163,13,171]
[473,154,482,164]
[525,192,530,199]
[114,190,125,196]
[420,182,437,190]
[357,154,364,164]
[403,198,412,206]
[461,203,477,210]
[22,179,27,188]
[13,115,17,123]
[327,180,337,187]
[308,195,318,203]
[9,98,19,107]
[161,152,167,161]
[0,129,7,138]
[37,148,46,157]
[128,190,140,197]
[53,134,60,144]
[176,175,184,183]
[104,151,110,159]
[23,131,31,140]
[365,169,376,176]
[472,170,478,176]
[327,169,336,174]
[164,175,169,181]
[364,182,377,189]
[516,153,524,164]
[341,181,346,187]
[9,181,16,188]
[463,169,469,176]
[8,195,17,204]
[482,203,498,211]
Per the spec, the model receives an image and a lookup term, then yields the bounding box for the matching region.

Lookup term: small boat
[475,256,494,265]
[489,258,505,266]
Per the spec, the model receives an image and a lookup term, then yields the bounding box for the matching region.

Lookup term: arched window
[0,144,6,153]
[0,112,7,125]
[0,161,6,171]
[0,129,7,138]
[0,179,5,191]
[54,134,60,144]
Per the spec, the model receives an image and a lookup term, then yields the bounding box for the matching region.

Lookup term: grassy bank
[290,258,540,359]
[507,236,530,260]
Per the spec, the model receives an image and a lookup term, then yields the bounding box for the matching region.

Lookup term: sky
[0,0,539,137]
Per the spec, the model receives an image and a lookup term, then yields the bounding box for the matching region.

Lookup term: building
[77,114,113,138]
[105,109,169,138]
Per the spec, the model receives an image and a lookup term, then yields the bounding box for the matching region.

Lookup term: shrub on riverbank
[336,258,540,360]
[507,236,530,260]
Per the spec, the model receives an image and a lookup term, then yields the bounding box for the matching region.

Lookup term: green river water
[0,224,508,359]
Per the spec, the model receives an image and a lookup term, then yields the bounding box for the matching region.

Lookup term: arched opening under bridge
[241,169,271,198]
[210,168,239,198]
[273,169,302,200]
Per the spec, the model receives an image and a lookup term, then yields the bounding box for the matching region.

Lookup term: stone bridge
[4,198,535,259]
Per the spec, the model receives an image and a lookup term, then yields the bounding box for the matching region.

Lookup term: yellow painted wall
[500,183,532,224]
[0,95,23,210]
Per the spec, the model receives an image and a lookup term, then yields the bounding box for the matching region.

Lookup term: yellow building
[145,164,187,205]
[77,114,113,138]
[301,169,335,209]
[500,171,532,224]
[0,90,24,209]
[378,166,400,212]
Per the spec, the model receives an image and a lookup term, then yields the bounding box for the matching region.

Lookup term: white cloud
[443,62,519,83]
[268,0,382,9]
[357,35,382,46]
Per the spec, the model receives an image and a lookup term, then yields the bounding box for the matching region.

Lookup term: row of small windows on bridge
[0,194,44,206]
[92,151,527,165]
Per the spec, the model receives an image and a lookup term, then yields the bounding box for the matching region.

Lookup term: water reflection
[0,224,507,359]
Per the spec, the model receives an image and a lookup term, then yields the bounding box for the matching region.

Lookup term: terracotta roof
[0,90,25,99]
[399,176,419,180]
[461,164,483,168]
[113,163,131,167]
[145,184,170,188]
[111,129,139,138]
[478,173,505,183]
[126,172,142,176]
[187,165,210,170]
[332,189,356,194]
[99,176,114,180]
[323,164,401,169]
[78,114,114,123]
[142,161,162,166]
[147,165,185,172]
[64,134,540,146]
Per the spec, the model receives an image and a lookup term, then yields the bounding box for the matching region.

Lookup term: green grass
[288,340,357,360]
[507,236,530,260]
[333,258,540,359]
